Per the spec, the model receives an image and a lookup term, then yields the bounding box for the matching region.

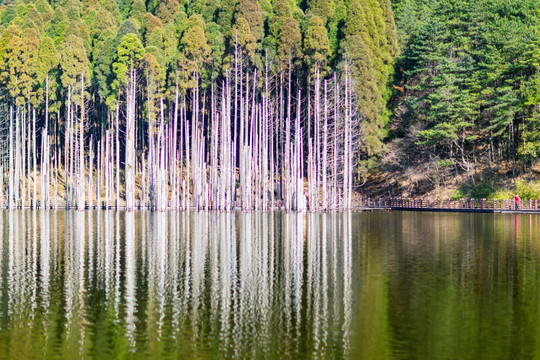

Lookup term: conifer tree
[303,15,331,75]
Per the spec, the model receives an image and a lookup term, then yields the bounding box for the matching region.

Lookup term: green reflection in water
[1,211,540,359]
[374,212,540,360]
[0,211,353,359]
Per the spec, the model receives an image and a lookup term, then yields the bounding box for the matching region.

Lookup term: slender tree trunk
[322,79,328,210]
[173,79,179,210]
[88,135,93,210]
[125,67,136,211]
[333,74,339,210]
[116,104,120,208]
[77,73,85,210]
[32,108,36,208]
[8,105,13,209]
[343,65,350,210]
[65,87,71,209]
[21,108,26,208]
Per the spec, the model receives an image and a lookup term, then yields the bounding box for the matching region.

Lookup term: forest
[388,0,540,198]
[0,0,538,211]
[0,0,397,211]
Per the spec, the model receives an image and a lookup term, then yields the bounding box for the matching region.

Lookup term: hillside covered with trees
[384,0,540,198]
[0,0,398,210]
[1,0,538,210]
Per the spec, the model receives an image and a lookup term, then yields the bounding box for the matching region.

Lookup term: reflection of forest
[0,211,354,359]
[3,211,539,358]
[382,212,540,359]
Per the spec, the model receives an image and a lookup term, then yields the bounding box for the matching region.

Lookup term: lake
[0,210,538,359]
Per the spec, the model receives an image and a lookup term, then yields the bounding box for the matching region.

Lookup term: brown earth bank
[357,130,540,200]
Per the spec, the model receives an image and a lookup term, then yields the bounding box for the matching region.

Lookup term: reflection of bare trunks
[124,212,136,348]
[0,211,355,358]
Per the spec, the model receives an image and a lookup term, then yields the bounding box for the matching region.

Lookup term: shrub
[488,189,514,201]
[515,179,540,200]
[450,190,465,200]
[470,182,494,199]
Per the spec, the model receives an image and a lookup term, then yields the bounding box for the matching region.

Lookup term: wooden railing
[358,198,540,211]
[7,197,540,212]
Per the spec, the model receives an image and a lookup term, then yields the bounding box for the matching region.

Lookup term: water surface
[0,211,539,359]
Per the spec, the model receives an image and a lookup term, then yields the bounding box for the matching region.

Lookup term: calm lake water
[0,210,539,359]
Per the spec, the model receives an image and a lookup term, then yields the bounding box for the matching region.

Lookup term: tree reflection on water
[0,211,353,359]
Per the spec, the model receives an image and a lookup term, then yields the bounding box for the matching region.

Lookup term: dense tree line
[393,0,540,186]
[0,0,398,210]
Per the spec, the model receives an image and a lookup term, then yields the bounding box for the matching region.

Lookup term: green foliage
[144,14,163,45]
[119,0,134,18]
[454,180,540,201]
[110,33,145,106]
[396,0,540,178]
[59,34,90,104]
[21,5,44,32]
[326,0,345,60]
[155,0,179,24]
[0,24,40,105]
[0,0,403,176]
[85,6,119,45]
[341,0,398,164]
[449,189,465,201]
[93,36,116,102]
[129,0,146,26]
[116,19,140,42]
[276,16,302,68]
[303,15,331,74]
[306,0,333,24]
[162,23,180,68]
[236,0,263,42]
[488,190,514,201]
[2,4,18,26]
[232,0,264,66]
[216,0,237,39]
[469,183,494,199]
[206,21,225,76]
[515,179,540,200]
[116,33,145,70]
[233,17,259,64]
[178,15,211,89]
[2,0,540,195]
[64,0,82,21]
[38,36,59,77]
[437,159,455,168]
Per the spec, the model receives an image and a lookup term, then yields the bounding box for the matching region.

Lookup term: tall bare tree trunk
[32,109,36,208]
[116,104,120,209]
[77,73,85,210]
[125,68,136,211]
[8,105,13,209]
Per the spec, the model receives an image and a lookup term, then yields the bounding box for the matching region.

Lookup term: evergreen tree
[306,0,333,24]
[58,34,90,104]
[0,24,39,105]
[178,14,211,89]
[155,0,179,24]
[303,15,331,75]
[110,33,144,105]
[233,0,264,66]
